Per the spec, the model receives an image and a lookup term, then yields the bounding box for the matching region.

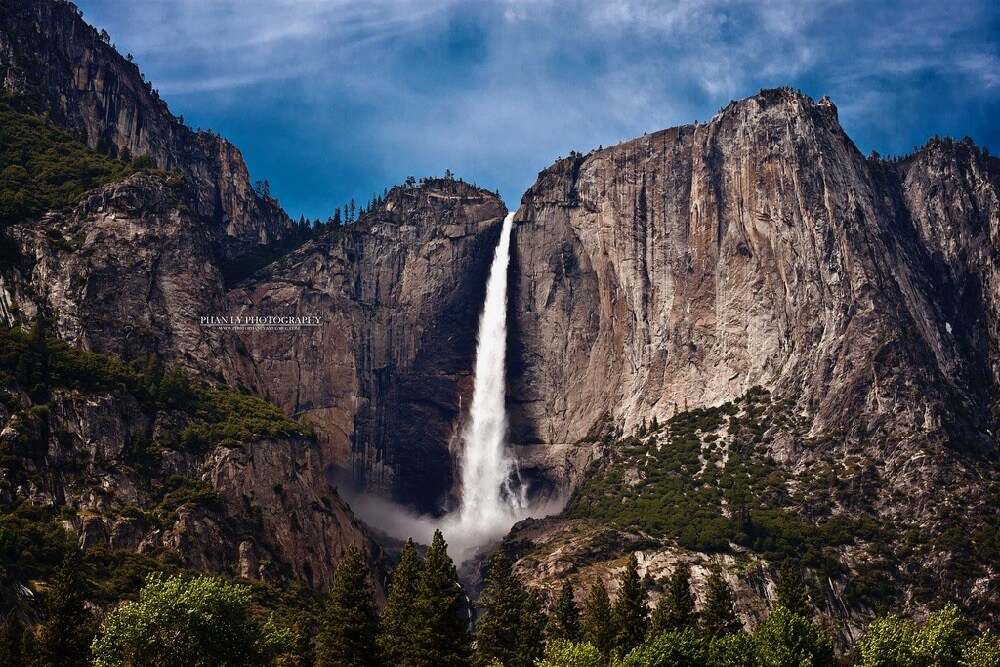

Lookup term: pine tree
[582,581,615,659]
[650,563,697,636]
[474,551,527,667]
[612,554,648,654]
[37,548,93,667]
[411,530,470,667]
[547,579,581,641]
[516,590,546,667]
[316,545,380,667]
[378,538,423,665]
[774,560,812,619]
[472,562,544,667]
[281,613,315,667]
[0,614,26,667]
[140,352,163,401]
[701,570,740,638]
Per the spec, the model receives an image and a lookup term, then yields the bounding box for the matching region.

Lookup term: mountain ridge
[0,0,291,259]
[502,86,999,638]
[1,0,999,647]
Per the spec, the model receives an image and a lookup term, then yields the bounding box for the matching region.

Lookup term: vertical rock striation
[229,180,507,513]
[8,173,233,368]
[505,89,1000,634]
[0,0,290,258]
[510,89,999,492]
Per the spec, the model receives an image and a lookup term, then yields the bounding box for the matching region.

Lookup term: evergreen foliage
[378,538,423,665]
[0,613,27,667]
[0,101,158,229]
[700,570,740,639]
[316,545,380,667]
[518,590,547,667]
[650,563,697,636]
[0,527,997,667]
[280,614,316,667]
[410,530,471,667]
[565,390,884,574]
[474,551,527,667]
[612,554,649,654]
[536,639,604,667]
[0,321,306,454]
[37,548,94,667]
[581,580,615,660]
[548,579,582,642]
[91,573,290,667]
[752,605,833,667]
[774,560,812,619]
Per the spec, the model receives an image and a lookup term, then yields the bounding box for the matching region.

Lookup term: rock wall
[0,387,381,593]
[8,173,235,369]
[509,89,1000,488]
[229,180,507,513]
[0,0,290,258]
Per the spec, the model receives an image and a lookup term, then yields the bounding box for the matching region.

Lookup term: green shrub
[753,606,833,667]
[0,101,158,228]
[91,573,291,667]
[618,629,708,666]
[535,639,604,667]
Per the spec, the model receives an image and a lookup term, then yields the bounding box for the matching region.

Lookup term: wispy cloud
[78,0,1000,219]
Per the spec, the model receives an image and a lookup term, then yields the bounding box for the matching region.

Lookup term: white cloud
[78,0,1000,218]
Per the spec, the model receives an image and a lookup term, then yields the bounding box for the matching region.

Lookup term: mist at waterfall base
[340,212,565,563]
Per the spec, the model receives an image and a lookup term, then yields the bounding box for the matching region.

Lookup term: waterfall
[455,211,524,526]
[339,210,563,563]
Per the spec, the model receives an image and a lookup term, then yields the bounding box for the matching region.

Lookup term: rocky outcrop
[505,89,1000,631]
[509,89,999,486]
[0,387,382,594]
[4,171,513,516]
[0,0,290,258]
[8,173,236,369]
[890,139,1000,430]
[228,180,507,513]
[504,518,863,648]
[0,2,514,519]
[207,438,379,592]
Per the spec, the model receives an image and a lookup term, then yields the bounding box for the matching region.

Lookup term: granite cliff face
[0,168,377,591]
[3,169,510,517]
[3,0,1000,639]
[509,89,999,485]
[7,173,233,368]
[504,89,1000,633]
[0,384,379,593]
[0,0,290,258]
[228,180,507,513]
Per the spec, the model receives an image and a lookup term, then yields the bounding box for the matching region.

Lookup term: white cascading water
[341,211,562,563]
[454,211,525,528]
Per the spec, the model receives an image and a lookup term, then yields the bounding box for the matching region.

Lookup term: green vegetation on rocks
[565,389,888,577]
[0,100,161,229]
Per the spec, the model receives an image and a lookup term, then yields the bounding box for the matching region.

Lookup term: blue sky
[77,0,1000,221]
